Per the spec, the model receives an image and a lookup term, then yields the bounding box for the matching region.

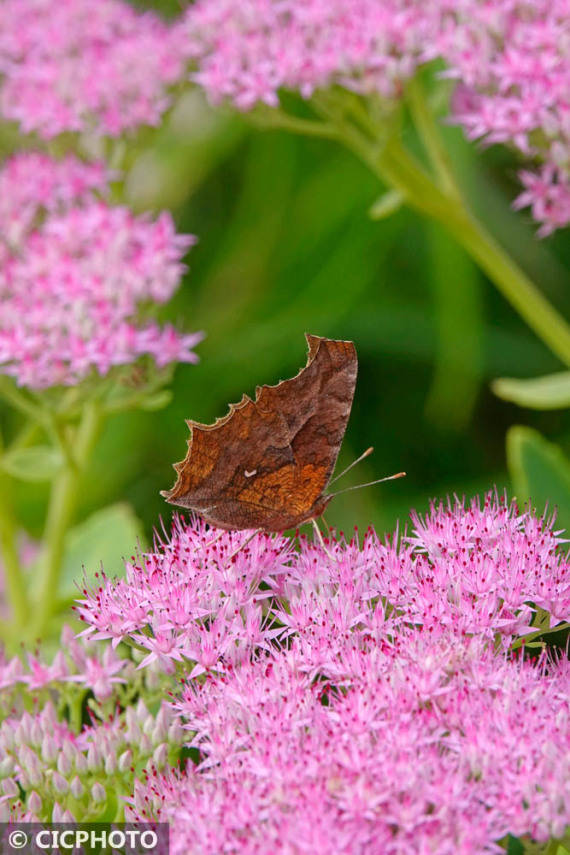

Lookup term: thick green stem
[443,208,570,366]
[368,144,570,367]
[31,401,102,639]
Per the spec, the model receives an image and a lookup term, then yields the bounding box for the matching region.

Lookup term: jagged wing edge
[161,334,330,501]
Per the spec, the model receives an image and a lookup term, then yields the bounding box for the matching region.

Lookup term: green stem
[31,401,103,639]
[406,77,461,201]
[404,81,570,366]
[68,691,86,733]
[250,105,341,140]
[0,469,27,628]
[445,207,570,366]
[510,621,570,651]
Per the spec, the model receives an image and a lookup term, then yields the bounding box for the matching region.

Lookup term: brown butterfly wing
[162,334,357,531]
[255,334,357,486]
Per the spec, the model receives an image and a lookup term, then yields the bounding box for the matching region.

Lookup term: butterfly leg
[198,529,226,551]
[311,518,335,561]
[225,528,262,564]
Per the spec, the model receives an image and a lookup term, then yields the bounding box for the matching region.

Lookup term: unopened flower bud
[57,751,72,777]
[118,750,133,773]
[20,746,42,787]
[70,776,84,799]
[0,757,15,777]
[91,782,106,804]
[2,778,19,797]
[27,791,42,815]
[42,735,57,763]
[168,720,184,744]
[87,745,100,772]
[52,772,69,794]
[152,743,168,770]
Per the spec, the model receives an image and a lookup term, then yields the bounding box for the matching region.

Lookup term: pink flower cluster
[77,493,570,851]
[183,0,570,234]
[76,494,570,670]
[0,0,187,139]
[130,639,569,854]
[0,153,202,389]
[183,0,434,108]
[75,520,293,673]
[439,1,570,236]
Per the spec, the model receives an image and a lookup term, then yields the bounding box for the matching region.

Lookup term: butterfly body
[161,334,357,531]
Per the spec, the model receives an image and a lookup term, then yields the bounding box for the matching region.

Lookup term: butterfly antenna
[328,471,406,498]
[329,447,374,486]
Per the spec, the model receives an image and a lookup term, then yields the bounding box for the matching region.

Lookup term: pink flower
[514,166,570,237]
[0,153,202,389]
[0,624,129,702]
[64,645,127,701]
[0,0,188,139]
[0,152,109,248]
[22,652,69,690]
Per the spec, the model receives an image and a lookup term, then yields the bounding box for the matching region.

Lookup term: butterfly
[162,334,403,531]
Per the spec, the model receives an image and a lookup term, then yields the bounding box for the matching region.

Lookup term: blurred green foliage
[5,1,570,557]
[13,90,568,548]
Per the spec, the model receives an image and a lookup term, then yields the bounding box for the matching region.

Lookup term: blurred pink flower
[0,152,109,247]
[0,624,128,700]
[0,153,202,389]
[0,532,39,621]
[513,166,570,237]
[0,0,188,139]
[183,0,570,234]
[439,0,570,236]
[183,0,434,108]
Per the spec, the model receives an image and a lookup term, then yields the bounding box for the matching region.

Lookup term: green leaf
[369,189,404,220]
[58,503,147,602]
[506,426,570,533]
[0,445,64,481]
[492,371,570,410]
